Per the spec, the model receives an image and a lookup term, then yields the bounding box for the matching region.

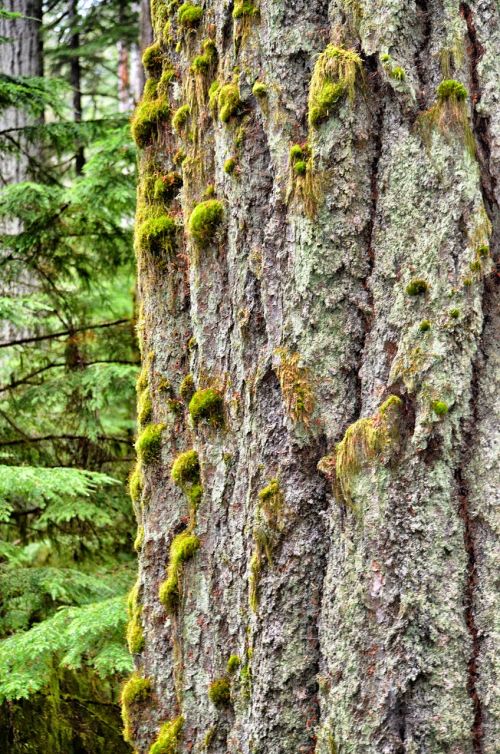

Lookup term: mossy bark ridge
[130,0,499,752]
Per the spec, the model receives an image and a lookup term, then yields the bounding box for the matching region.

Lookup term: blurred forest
[0,1,145,750]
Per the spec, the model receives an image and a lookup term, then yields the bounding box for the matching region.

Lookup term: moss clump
[469,259,482,273]
[275,348,314,425]
[390,66,405,81]
[308,45,363,128]
[179,373,195,402]
[129,462,143,506]
[172,104,190,133]
[137,388,153,426]
[233,1,258,19]
[188,199,224,245]
[463,276,473,286]
[322,395,403,505]
[294,160,307,176]
[190,39,217,74]
[136,423,165,464]
[476,244,489,258]
[227,655,241,674]
[419,319,431,332]
[121,673,151,744]
[406,278,429,296]
[290,144,304,161]
[208,677,231,707]
[437,79,468,101]
[171,449,200,486]
[149,716,184,754]
[153,172,183,202]
[137,215,177,256]
[177,2,203,27]
[449,308,460,319]
[159,531,201,612]
[218,82,240,122]
[157,67,175,96]
[131,97,170,148]
[189,388,224,426]
[208,80,221,113]
[431,400,449,416]
[143,78,159,101]
[142,42,163,77]
[224,156,237,175]
[134,525,145,551]
[252,80,267,97]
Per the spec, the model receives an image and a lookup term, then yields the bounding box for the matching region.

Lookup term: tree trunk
[129,2,499,753]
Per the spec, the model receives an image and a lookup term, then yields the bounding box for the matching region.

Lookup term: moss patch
[131,97,169,148]
[135,423,165,464]
[121,673,151,744]
[189,387,224,426]
[308,45,363,128]
[136,215,177,256]
[159,531,201,612]
[208,677,231,707]
[171,449,200,486]
[218,81,240,123]
[177,3,203,27]
[142,42,163,78]
[274,348,314,425]
[188,199,224,245]
[406,278,429,296]
[149,716,184,754]
[172,104,190,134]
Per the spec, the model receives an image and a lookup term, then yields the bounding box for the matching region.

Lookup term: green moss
[258,479,280,504]
[171,449,200,486]
[248,549,261,613]
[202,183,215,199]
[224,157,237,175]
[476,244,489,258]
[126,583,145,654]
[431,400,449,416]
[252,80,267,97]
[137,388,153,426]
[233,0,258,19]
[172,104,190,133]
[177,2,203,27]
[293,160,307,176]
[135,423,165,464]
[290,144,304,161]
[436,79,468,101]
[449,308,460,319]
[134,525,145,552]
[187,336,197,350]
[218,82,240,123]
[227,655,241,674]
[208,80,221,113]
[189,388,224,426]
[190,39,217,74]
[143,78,159,101]
[153,172,183,202]
[308,45,363,128]
[469,260,482,273]
[179,373,195,402]
[173,148,187,165]
[159,531,201,612]
[121,673,151,744]
[406,278,429,296]
[142,42,163,77]
[149,716,184,754]
[390,66,406,81]
[208,677,231,707]
[158,67,175,96]
[129,462,143,505]
[137,215,177,256]
[131,97,170,148]
[419,319,431,332]
[463,276,472,286]
[188,199,224,245]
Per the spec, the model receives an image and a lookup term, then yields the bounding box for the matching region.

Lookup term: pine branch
[0,318,131,349]
[0,434,133,447]
[0,359,139,394]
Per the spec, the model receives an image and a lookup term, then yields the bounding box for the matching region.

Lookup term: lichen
[135,423,165,464]
[208,677,231,707]
[187,199,224,246]
[159,531,200,612]
[189,387,224,426]
[308,45,363,128]
[149,716,184,754]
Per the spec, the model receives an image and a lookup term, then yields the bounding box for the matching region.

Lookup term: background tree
[0,2,142,750]
[126,1,498,753]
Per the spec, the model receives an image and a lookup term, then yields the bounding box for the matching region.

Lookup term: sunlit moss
[177,2,203,27]
[252,80,267,98]
[432,400,449,416]
[135,423,165,464]
[227,654,241,674]
[188,199,224,245]
[171,449,200,486]
[172,104,190,134]
[218,81,240,123]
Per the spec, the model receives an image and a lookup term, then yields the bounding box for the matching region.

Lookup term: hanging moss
[476,244,490,258]
[135,423,165,464]
[189,387,224,426]
[274,348,314,425]
[142,42,163,78]
[177,2,203,27]
[436,79,468,101]
[137,388,153,426]
[159,531,201,612]
[136,215,177,256]
[188,199,224,245]
[190,39,217,74]
[131,97,170,148]
[178,374,194,403]
[290,144,304,161]
[129,462,143,506]
[158,67,176,96]
[143,78,159,101]
[233,1,258,19]
[121,673,151,744]
[418,79,474,156]
[149,716,184,754]
[172,104,190,134]
[218,81,241,122]
[208,80,221,114]
[406,278,429,296]
[208,677,231,707]
[308,45,363,128]
[153,172,183,202]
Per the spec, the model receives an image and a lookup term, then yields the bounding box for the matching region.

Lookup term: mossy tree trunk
[129,1,499,752]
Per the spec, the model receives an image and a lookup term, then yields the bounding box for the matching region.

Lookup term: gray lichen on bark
[129,1,499,752]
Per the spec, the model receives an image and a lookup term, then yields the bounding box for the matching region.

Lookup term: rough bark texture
[131,1,499,752]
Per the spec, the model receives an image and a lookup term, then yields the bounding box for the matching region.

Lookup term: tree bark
[130,2,499,753]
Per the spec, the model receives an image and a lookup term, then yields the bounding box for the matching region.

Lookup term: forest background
[0,1,147,750]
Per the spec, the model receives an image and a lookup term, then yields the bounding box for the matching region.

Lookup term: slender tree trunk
[68,0,84,174]
[129,2,499,753]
